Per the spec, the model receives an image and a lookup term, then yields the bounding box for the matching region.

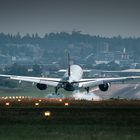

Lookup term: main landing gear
[55,87,59,95]
[85,87,90,93]
[46,87,64,98]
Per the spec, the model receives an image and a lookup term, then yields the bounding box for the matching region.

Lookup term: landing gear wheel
[46,93,64,98]
[85,87,89,93]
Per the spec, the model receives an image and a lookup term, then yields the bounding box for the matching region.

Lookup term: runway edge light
[44,111,51,117]
[64,102,69,106]
[5,102,10,106]
[35,102,39,106]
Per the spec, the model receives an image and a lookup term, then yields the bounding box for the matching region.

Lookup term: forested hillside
[0,31,140,66]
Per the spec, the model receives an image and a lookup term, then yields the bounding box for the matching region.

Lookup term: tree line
[0,31,140,64]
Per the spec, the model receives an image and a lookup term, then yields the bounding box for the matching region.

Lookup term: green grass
[0,105,140,140]
[0,86,72,98]
[0,87,140,140]
[0,124,139,140]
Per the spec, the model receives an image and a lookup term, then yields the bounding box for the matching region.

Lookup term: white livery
[0,54,140,94]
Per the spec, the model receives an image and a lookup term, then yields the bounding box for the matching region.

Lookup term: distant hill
[0,32,140,66]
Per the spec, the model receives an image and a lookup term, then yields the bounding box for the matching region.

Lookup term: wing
[0,74,61,87]
[78,76,140,88]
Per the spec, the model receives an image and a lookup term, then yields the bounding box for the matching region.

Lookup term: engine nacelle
[64,83,75,91]
[98,83,110,92]
[36,83,47,90]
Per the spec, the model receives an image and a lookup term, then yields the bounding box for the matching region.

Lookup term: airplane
[0,53,140,95]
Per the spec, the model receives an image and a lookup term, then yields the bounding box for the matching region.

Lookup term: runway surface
[95,83,140,100]
[0,83,140,100]
[0,96,140,140]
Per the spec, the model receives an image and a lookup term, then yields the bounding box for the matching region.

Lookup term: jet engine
[98,83,110,92]
[36,83,47,90]
[64,83,75,91]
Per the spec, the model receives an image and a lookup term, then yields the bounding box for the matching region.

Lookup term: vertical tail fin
[67,52,71,77]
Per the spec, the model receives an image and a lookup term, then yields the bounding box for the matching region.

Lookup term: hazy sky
[0,0,140,37]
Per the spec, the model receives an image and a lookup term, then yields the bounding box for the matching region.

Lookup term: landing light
[59,99,62,102]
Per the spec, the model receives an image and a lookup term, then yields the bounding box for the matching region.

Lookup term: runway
[0,95,140,140]
[0,83,140,100]
[94,83,140,100]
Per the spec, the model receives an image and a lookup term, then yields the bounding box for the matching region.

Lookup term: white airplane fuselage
[61,65,83,91]
[0,58,139,94]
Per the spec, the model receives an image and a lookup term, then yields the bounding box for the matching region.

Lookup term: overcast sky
[0,0,140,37]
